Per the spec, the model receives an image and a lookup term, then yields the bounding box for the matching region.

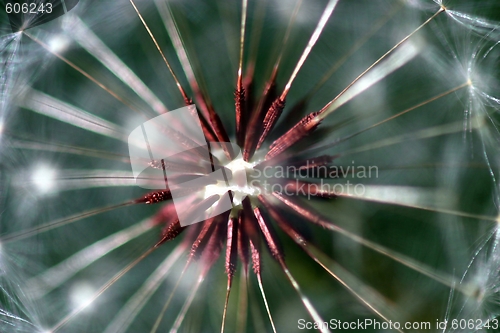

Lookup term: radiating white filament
[319,42,420,118]
[67,17,168,114]
[19,89,127,141]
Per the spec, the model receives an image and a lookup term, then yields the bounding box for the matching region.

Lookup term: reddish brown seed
[156,219,186,247]
[235,87,246,147]
[136,190,172,204]
[184,96,224,150]
[276,97,308,135]
[183,83,224,148]
[206,103,235,159]
[189,217,217,260]
[188,195,230,260]
[253,206,284,262]
[177,194,222,230]
[243,64,255,129]
[241,197,261,249]
[178,87,193,107]
[186,90,234,160]
[225,216,239,279]
[256,97,286,150]
[250,241,261,276]
[162,126,213,162]
[243,80,279,161]
[181,222,203,248]
[259,197,307,247]
[137,179,221,206]
[207,104,229,142]
[200,217,227,272]
[237,210,250,273]
[270,192,333,230]
[197,107,219,144]
[265,111,321,160]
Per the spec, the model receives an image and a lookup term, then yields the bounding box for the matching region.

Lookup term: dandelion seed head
[2,0,500,331]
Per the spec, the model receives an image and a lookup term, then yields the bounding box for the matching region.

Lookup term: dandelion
[1,0,500,332]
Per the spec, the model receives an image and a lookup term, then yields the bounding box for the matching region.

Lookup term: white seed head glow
[32,165,56,193]
[203,156,260,206]
[69,282,95,310]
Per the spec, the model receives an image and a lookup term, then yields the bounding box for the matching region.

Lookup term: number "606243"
[5,2,53,14]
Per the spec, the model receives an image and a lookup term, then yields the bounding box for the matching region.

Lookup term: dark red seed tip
[156,219,186,247]
[266,111,321,160]
[136,190,172,204]
[256,97,286,150]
